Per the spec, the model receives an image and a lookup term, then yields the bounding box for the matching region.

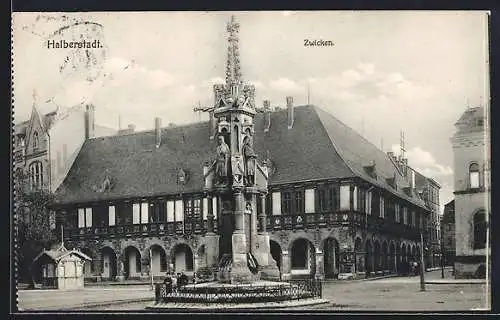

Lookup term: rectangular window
[185,199,192,219]
[470,172,480,189]
[78,208,85,228]
[85,208,92,227]
[340,185,350,210]
[329,187,338,211]
[175,200,184,222]
[282,191,291,214]
[108,206,116,226]
[411,211,416,227]
[366,191,372,215]
[272,192,281,215]
[295,191,304,214]
[166,201,175,222]
[379,196,385,218]
[305,189,315,213]
[203,198,208,220]
[140,203,149,223]
[353,186,358,211]
[133,204,140,224]
[403,207,408,225]
[212,197,218,220]
[395,204,400,223]
[193,199,201,218]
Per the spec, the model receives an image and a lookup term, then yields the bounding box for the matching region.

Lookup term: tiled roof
[54,105,427,208]
[314,106,426,207]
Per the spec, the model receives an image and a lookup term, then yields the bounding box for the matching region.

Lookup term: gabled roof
[54,105,427,208]
[32,245,92,264]
[314,106,426,207]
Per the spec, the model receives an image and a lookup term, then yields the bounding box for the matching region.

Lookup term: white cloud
[269,77,303,92]
[391,144,453,177]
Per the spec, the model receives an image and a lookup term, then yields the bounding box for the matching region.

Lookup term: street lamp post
[441,227,445,279]
[420,232,426,291]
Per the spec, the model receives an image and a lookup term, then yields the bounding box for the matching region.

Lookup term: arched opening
[172,243,194,274]
[100,247,117,280]
[124,246,141,279]
[374,241,381,272]
[149,245,167,276]
[411,245,416,262]
[401,244,407,263]
[473,210,487,249]
[81,248,94,278]
[290,238,316,277]
[365,240,373,275]
[355,237,364,273]
[270,240,282,271]
[389,242,396,273]
[469,162,480,189]
[323,237,340,279]
[406,246,411,263]
[382,241,388,271]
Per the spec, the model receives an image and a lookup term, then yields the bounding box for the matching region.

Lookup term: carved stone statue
[242,135,257,185]
[216,136,230,183]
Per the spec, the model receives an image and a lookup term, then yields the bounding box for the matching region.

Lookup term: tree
[15,170,57,285]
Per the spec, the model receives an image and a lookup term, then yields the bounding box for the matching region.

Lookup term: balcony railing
[65,211,423,241]
[65,219,217,240]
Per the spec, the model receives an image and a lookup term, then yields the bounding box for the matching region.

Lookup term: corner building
[450,106,490,278]
[52,16,432,281]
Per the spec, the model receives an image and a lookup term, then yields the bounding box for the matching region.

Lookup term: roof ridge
[312,105,356,177]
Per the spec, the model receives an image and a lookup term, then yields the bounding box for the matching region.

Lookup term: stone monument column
[205,194,219,274]
[315,250,325,280]
[281,250,291,280]
[230,189,253,283]
[254,193,279,280]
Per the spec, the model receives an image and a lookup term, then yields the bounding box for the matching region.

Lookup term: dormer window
[469,163,480,189]
[33,131,39,149]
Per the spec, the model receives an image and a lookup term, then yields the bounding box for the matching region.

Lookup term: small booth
[32,245,92,290]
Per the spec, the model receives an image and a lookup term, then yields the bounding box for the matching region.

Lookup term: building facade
[441,199,455,267]
[450,106,490,279]
[386,154,442,268]
[51,16,434,282]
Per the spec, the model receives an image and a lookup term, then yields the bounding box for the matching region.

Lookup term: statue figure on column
[216,136,230,184]
[242,135,256,185]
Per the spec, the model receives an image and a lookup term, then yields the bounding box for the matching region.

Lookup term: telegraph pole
[420,232,426,291]
[441,225,445,279]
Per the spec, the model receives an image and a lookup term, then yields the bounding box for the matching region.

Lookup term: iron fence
[155,279,322,304]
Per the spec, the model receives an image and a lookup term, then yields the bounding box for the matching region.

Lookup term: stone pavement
[17,270,489,312]
[17,285,154,311]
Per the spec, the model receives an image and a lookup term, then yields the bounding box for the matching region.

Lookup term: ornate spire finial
[225,15,242,86]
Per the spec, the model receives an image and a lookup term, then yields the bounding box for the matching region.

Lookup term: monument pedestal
[255,234,280,280]
[230,233,253,284]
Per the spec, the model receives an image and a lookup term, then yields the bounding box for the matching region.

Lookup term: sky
[12,11,490,213]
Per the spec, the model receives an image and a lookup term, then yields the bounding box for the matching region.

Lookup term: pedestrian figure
[171,273,178,293]
[179,271,188,289]
[163,272,173,295]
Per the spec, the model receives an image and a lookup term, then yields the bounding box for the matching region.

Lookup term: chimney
[286,96,294,129]
[263,100,271,132]
[84,104,95,139]
[155,117,161,148]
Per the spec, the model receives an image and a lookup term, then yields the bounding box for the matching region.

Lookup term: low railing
[41,277,58,289]
[65,219,218,240]
[154,279,322,304]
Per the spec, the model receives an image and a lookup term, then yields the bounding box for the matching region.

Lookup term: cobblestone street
[18,270,489,312]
